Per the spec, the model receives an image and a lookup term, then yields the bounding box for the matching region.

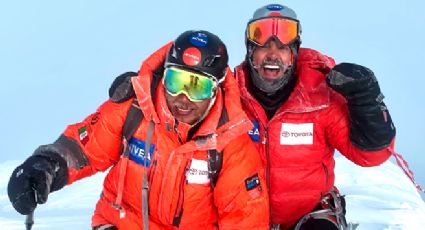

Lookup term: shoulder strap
[116,99,154,227]
[207,149,222,189]
[114,99,144,211]
[207,106,229,189]
[120,99,144,156]
[120,68,163,152]
[142,121,154,230]
[111,71,159,220]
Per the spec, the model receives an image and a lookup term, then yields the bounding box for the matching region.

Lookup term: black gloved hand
[326,62,382,105]
[7,153,67,215]
[326,63,395,151]
[109,71,138,103]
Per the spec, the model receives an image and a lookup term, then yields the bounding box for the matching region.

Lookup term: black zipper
[264,127,271,193]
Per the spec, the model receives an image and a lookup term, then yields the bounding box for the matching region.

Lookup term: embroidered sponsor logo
[78,126,89,145]
[245,173,261,191]
[128,137,155,167]
[248,120,260,142]
[189,32,208,47]
[280,123,313,145]
[90,112,100,125]
[186,159,210,184]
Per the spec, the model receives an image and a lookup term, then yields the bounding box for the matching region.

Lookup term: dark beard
[249,56,294,94]
[248,68,297,119]
[250,64,294,95]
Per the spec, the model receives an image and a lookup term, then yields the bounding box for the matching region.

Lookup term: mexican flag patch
[78,126,89,145]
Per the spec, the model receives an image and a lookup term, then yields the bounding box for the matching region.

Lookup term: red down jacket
[55,42,269,229]
[234,48,393,229]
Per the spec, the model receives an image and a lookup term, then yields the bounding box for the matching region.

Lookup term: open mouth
[175,105,192,115]
[262,64,283,78]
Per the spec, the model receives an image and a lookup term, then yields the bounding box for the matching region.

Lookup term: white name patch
[186,159,210,184]
[280,123,313,145]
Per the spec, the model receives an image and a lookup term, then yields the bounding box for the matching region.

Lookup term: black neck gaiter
[248,67,296,120]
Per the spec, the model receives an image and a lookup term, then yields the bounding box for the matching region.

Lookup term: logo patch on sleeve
[78,126,89,145]
[245,173,260,191]
[248,120,260,142]
[128,137,155,167]
[90,112,101,125]
[186,159,210,184]
[280,123,313,145]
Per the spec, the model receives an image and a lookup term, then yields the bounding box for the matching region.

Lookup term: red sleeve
[61,99,133,184]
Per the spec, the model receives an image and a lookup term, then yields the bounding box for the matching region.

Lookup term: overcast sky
[1,0,424,199]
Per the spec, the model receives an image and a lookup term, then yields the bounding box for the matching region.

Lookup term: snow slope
[1,156,424,229]
[335,157,425,229]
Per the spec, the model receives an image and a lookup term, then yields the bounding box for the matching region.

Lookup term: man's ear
[109,72,138,103]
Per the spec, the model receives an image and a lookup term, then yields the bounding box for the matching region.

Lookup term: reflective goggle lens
[247,17,299,46]
[163,67,216,102]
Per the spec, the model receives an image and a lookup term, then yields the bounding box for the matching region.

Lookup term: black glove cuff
[33,145,69,192]
[348,102,396,151]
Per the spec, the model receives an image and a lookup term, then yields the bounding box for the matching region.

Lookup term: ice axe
[25,187,38,230]
[25,210,34,230]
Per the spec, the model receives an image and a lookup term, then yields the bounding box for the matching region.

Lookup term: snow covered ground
[335,157,425,229]
[1,156,424,229]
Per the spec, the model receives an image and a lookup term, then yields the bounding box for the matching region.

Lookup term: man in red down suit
[7,30,269,229]
[234,3,396,230]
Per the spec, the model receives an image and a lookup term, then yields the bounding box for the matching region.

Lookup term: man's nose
[265,41,281,57]
[175,92,191,103]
